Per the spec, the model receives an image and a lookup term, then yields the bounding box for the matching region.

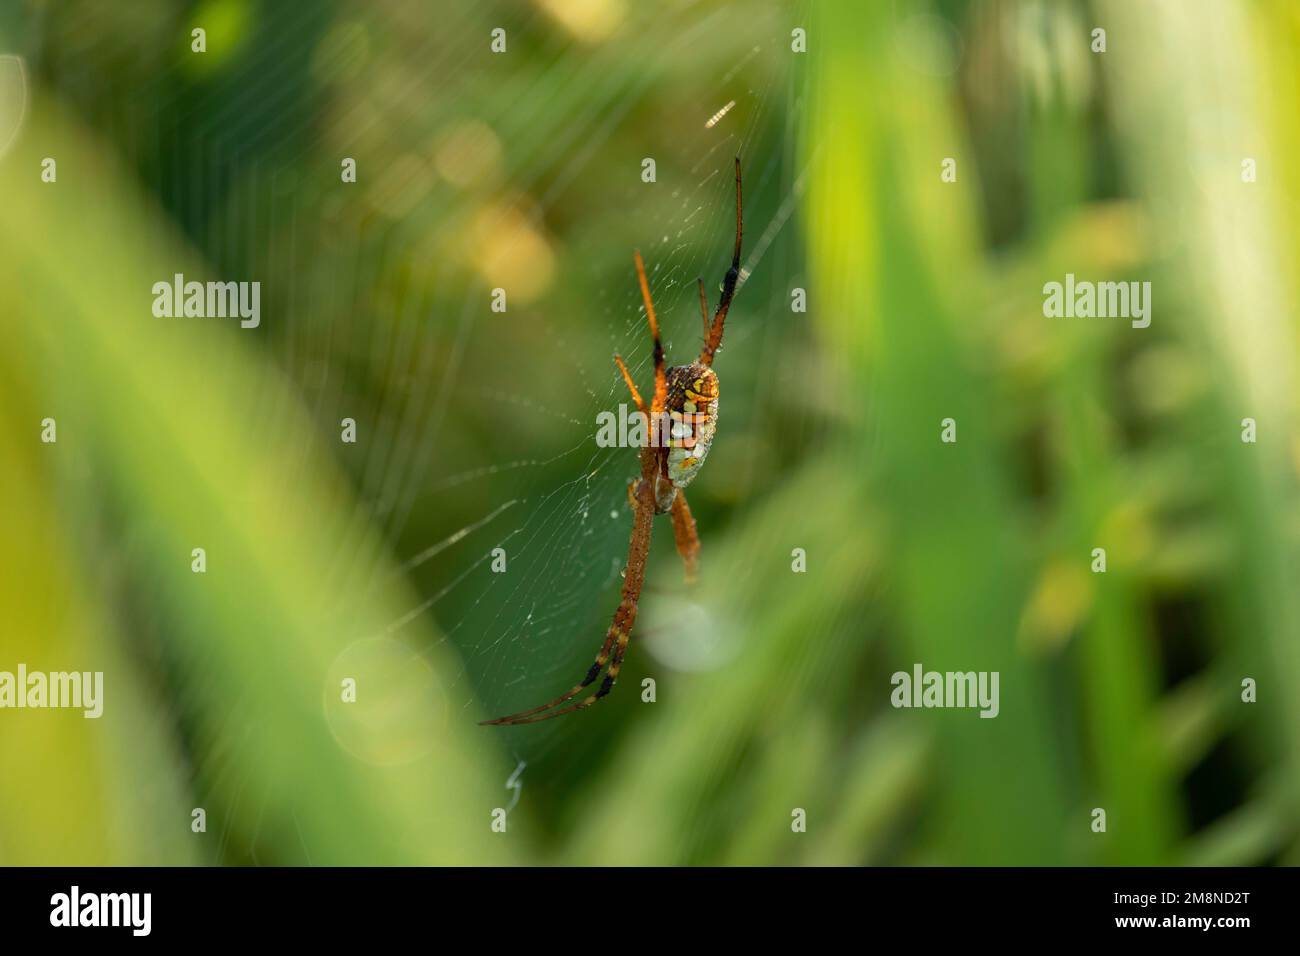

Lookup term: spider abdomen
[664,364,719,489]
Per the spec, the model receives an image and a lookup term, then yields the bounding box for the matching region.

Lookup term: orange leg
[670,490,700,585]
[480,467,656,725]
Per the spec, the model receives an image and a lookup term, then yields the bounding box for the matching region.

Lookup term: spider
[481,158,744,726]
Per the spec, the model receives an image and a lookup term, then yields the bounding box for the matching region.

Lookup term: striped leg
[490,626,632,725]
[699,157,742,368]
[633,249,667,411]
[479,467,656,725]
[500,590,640,725]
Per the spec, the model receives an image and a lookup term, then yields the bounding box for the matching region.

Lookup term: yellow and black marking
[664,363,719,488]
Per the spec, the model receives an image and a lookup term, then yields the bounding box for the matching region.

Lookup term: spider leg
[670,488,700,584]
[495,597,644,725]
[633,249,667,412]
[616,356,672,498]
[613,353,649,422]
[699,157,742,368]
[479,458,657,726]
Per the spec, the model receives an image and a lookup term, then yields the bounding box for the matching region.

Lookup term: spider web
[12,0,814,861]
[350,3,815,783]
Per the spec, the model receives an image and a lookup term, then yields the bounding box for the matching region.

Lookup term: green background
[1,0,1297,866]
